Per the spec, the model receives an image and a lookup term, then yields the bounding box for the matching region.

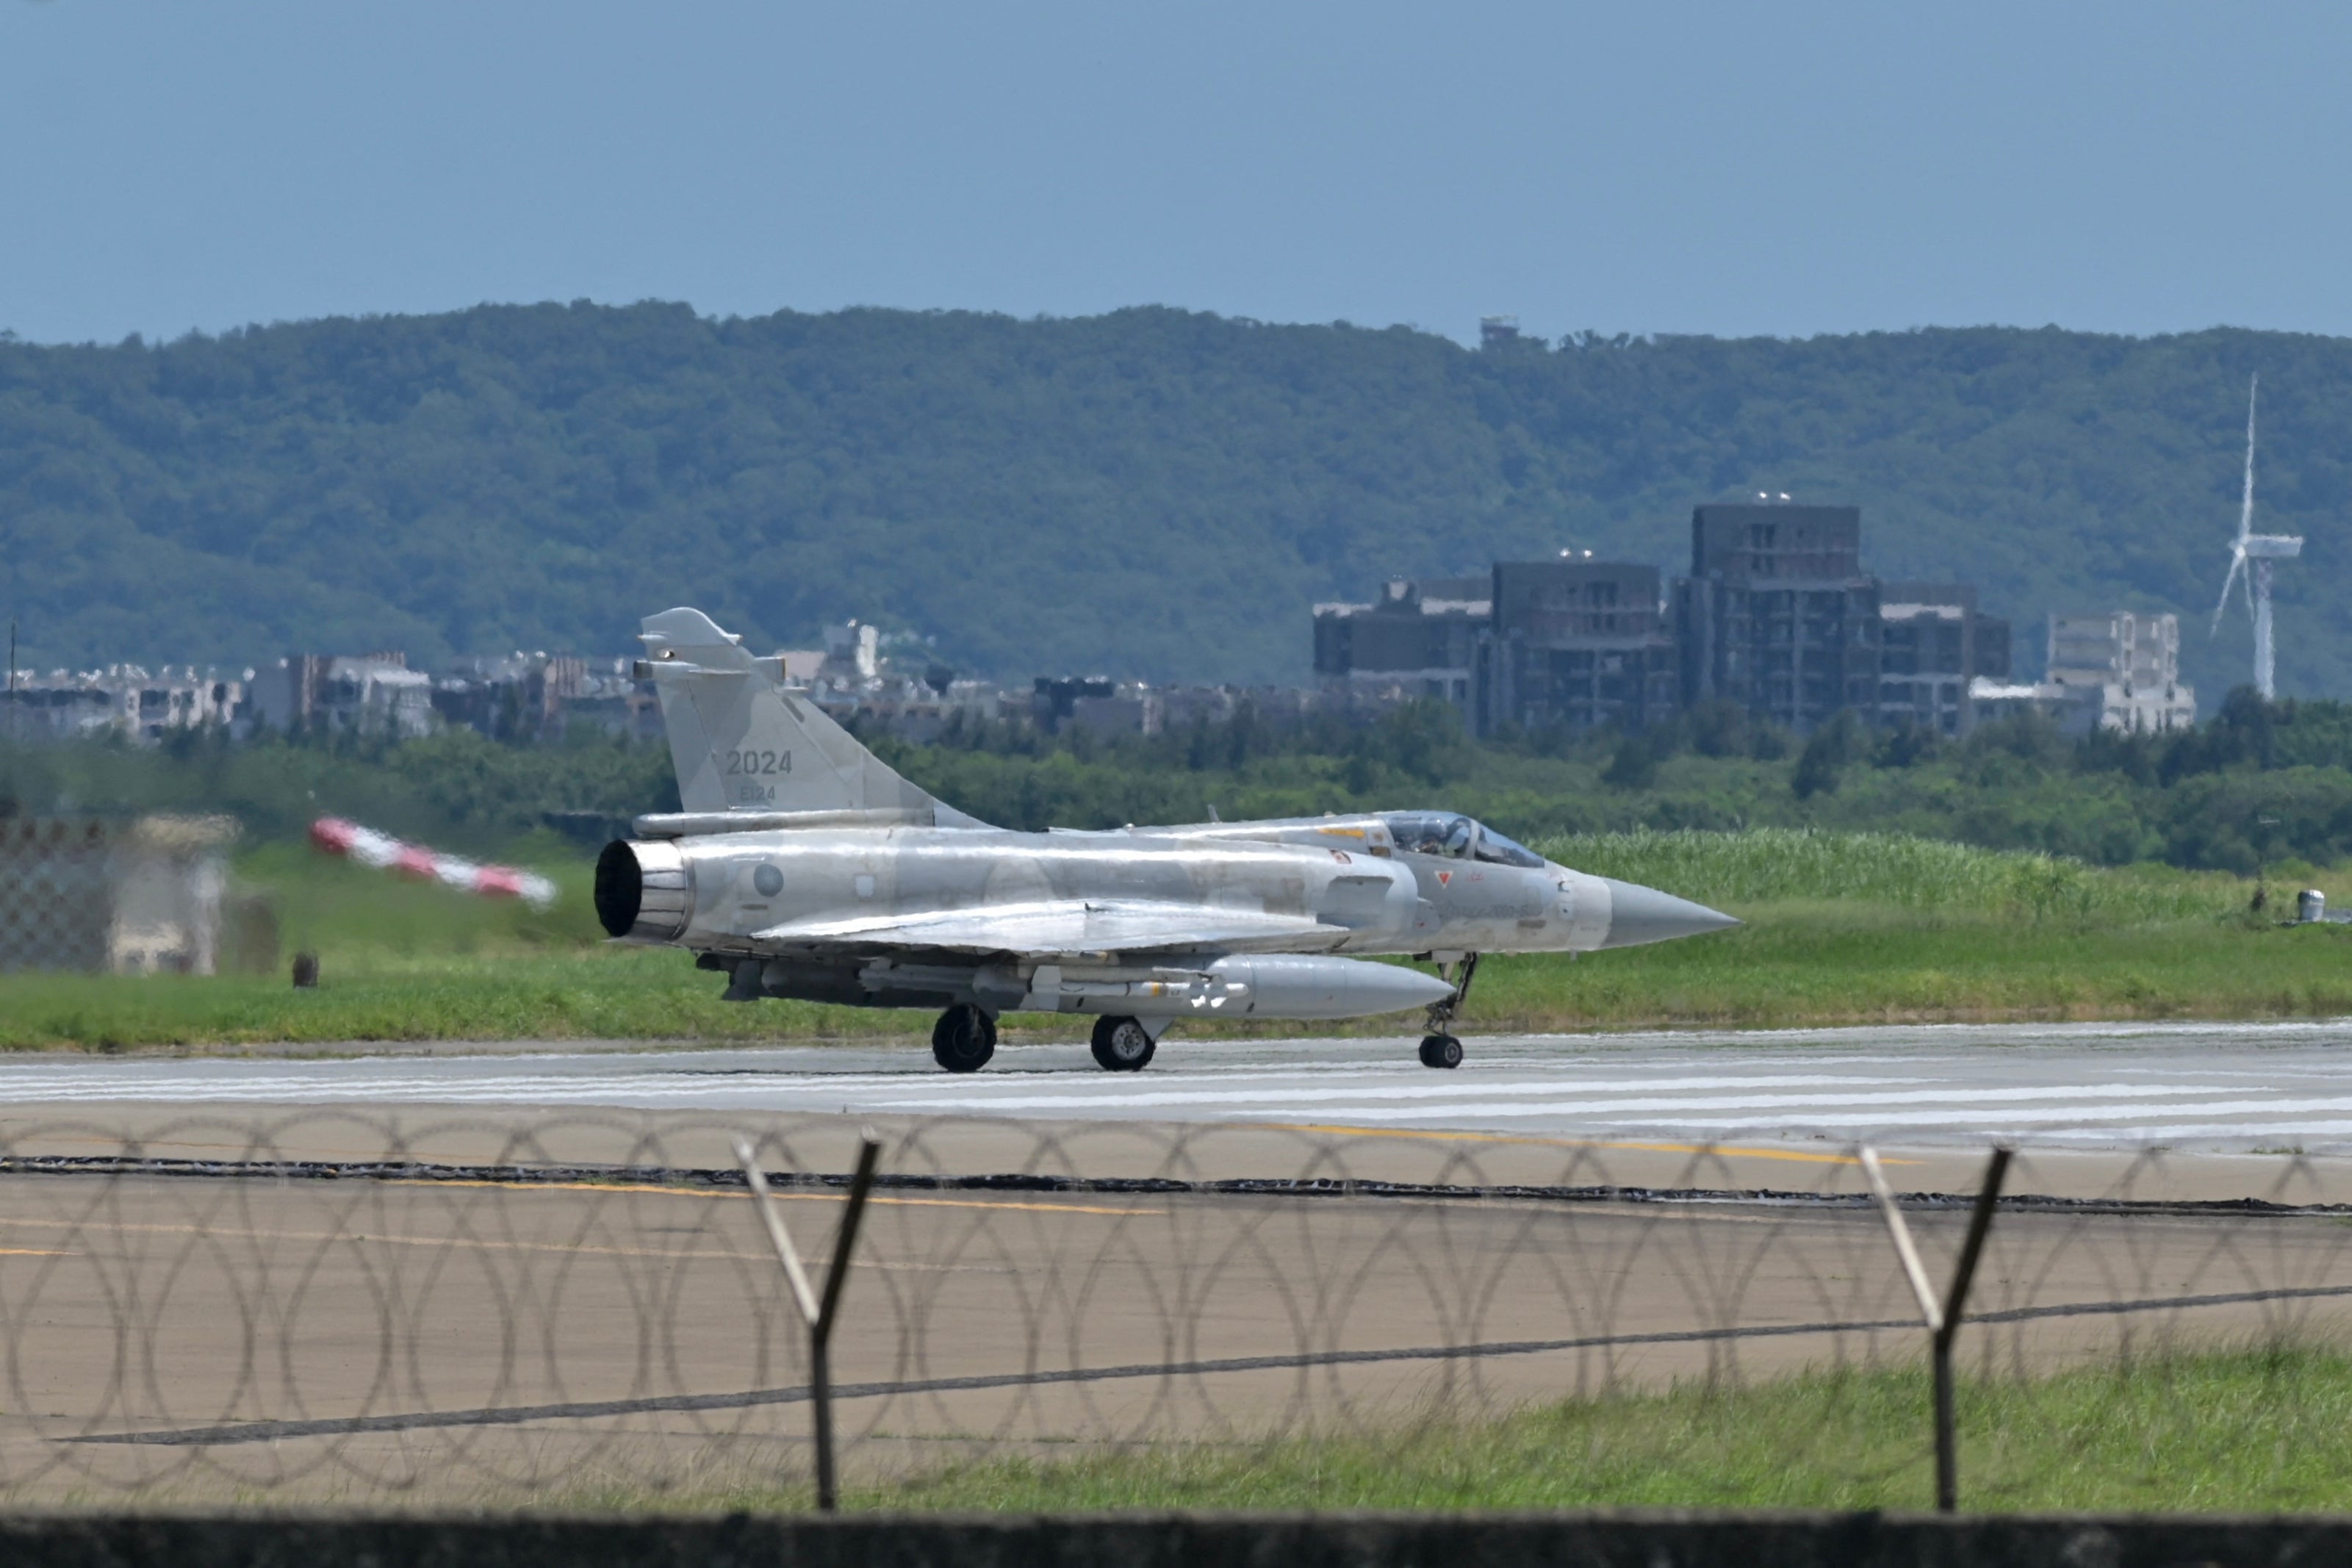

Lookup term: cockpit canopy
[1381,813,1546,868]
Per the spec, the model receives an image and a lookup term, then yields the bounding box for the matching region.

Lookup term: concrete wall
[4,1510,2350,1568]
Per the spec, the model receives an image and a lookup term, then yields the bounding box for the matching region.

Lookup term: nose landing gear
[1417,1033,1462,1068]
[1417,952,1480,1070]
[931,1004,997,1072]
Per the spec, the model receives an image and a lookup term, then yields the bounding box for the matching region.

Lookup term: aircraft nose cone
[1598,877,1741,949]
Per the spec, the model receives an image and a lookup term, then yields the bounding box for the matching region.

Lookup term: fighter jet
[595,608,1738,1073]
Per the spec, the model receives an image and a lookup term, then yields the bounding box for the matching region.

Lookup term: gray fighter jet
[595,608,1737,1073]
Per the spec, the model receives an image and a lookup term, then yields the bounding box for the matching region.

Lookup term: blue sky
[4,1,2346,345]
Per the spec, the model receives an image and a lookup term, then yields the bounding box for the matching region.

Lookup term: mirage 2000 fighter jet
[595,608,1738,1073]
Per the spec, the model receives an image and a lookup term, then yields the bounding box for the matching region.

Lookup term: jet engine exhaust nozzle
[595,839,692,941]
[1597,877,1740,949]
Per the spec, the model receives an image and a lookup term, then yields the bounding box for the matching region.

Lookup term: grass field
[828,1346,2352,1515]
[1534,827,2252,922]
[2,830,2346,1051]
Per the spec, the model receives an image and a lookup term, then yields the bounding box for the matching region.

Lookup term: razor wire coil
[1,1112,2348,1507]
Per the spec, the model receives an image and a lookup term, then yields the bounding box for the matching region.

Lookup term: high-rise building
[1483,559,1677,735]
[1675,503,1882,733]
[1312,576,1489,707]
[1878,583,2013,735]
[2000,611,2196,733]
[1310,502,2017,741]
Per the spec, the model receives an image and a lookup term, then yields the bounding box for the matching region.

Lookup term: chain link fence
[1,1112,2348,1509]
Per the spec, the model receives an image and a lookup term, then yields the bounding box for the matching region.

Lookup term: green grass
[1454,902,2352,1032]
[831,1346,2352,1515]
[238,835,605,957]
[2,830,2345,1051]
[13,908,2350,1049]
[1535,827,2253,922]
[1461,830,2352,1030]
[0,949,918,1050]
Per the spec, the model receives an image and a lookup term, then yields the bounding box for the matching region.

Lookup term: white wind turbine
[2212,373,2304,700]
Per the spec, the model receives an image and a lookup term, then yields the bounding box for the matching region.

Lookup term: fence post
[1859,1144,2012,1513]
[736,1132,884,1512]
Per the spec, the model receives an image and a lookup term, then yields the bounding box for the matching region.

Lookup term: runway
[8,1018,2352,1506]
[6,1016,2352,1152]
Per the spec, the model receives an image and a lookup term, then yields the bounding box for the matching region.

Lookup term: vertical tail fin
[636,608,985,827]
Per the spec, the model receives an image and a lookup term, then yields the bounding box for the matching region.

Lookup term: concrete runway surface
[6,1017,2352,1152]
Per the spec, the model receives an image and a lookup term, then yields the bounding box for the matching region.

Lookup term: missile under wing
[597,608,1736,1073]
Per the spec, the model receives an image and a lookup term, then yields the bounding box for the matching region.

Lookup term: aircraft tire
[1417,1033,1462,1070]
[931,1004,996,1072]
[1090,1015,1157,1071]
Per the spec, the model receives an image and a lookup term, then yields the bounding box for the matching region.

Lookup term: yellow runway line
[0,1162,1160,1219]
[0,1215,1016,1270]
[390,1179,1160,1217]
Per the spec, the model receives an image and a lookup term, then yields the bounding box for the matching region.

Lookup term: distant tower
[2211,374,2304,700]
[1479,315,1521,348]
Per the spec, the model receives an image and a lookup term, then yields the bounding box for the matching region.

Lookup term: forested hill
[3,303,2348,697]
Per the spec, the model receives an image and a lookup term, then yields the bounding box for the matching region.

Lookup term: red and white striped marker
[309,818,558,910]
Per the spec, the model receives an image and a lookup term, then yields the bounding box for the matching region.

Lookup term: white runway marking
[3,1018,2351,1151]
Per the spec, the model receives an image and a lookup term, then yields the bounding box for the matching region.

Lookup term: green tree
[1791,711,1865,801]
[1603,734,1658,791]
[6,306,2352,707]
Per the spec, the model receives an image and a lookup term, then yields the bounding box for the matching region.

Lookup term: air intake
[594,840,691,941]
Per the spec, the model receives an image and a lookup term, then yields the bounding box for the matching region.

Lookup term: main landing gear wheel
[1418,1033,1463,1070]
[1090,1014,1157,1071]
[931,1004,997,1072]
